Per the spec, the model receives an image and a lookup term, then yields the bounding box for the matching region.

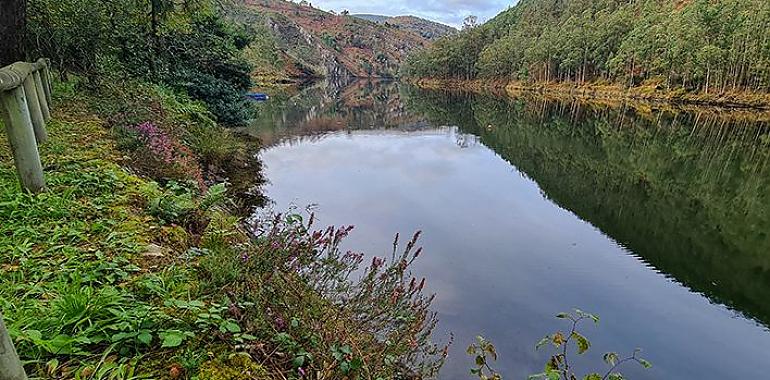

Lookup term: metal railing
[0,58,53,193]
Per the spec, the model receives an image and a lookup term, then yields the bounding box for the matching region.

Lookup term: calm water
[248,80,770,379]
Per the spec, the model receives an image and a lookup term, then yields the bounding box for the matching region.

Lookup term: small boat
[246,92,270,101]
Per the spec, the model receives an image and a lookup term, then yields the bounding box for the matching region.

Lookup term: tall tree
[0,0,27,66]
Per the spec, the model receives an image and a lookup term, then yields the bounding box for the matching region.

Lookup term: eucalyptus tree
[0,0,27,66]
[405,0,770,92]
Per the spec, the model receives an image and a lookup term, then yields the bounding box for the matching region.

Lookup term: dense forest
[404,0,770,94]
[20,0,256,125]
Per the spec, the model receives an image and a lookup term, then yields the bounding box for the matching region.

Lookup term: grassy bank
[410,78,770,111]
[0,79,446,379]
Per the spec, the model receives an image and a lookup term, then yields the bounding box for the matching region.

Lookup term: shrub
[117,121,205,189]
[155,14,255,126]
[192,213,449,379]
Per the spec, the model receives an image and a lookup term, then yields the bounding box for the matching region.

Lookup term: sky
[305,0,516,28]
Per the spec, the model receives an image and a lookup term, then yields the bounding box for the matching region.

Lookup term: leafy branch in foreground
[468,336,501,380]
[467,310,651,380]
[530,310,651,380]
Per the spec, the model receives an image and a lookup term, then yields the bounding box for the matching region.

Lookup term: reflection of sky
[260,129,770,379]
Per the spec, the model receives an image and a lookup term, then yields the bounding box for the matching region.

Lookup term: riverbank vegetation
[0,87,446,379]
[403,0,770,108]
[1,0,449,378]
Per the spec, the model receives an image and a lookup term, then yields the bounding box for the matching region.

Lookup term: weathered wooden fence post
[16,65,46,144]
[0,86,45,193]
[32,72,50,122]
[0,311,27,380]
[0,60,49,193]
[39,60,52,107]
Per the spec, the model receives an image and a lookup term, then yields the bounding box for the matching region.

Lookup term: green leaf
[160,330,188,348]
[350,357,363,370]
[555,312,570,319]
[485,343,498,361]
[536,336,551,350]
[222,321,241,333]
[25,330,43,342]
[608,373,624,380]
[111,332,137,342]
[292,355,305,368]
[571,332,590,354]
[584,374,602,380]
[137,331,153,345]
[475,355,486,366]
[603,352,618,366]
[546,369,561,380]
[638,358,652,369]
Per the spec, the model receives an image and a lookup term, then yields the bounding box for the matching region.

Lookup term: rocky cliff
[227,0,450,80]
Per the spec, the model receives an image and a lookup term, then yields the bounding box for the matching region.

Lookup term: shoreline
[409,78,770,111]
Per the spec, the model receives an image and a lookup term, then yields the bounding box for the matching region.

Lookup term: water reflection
[247,79,432,146]
[404,88,770,327]
[253,80,770,379]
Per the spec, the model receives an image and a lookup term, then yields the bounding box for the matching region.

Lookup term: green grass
[1,117,156,377]
[0,104,260,379]
[0,77,445,379]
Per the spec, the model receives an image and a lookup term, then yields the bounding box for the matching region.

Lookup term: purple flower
[275,316,286,330]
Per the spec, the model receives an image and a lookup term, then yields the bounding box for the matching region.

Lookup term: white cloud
[305,0,516,27]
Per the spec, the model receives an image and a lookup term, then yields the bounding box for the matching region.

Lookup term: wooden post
[0,311,27,380]
[0,86,46,193]
[39,64,52,105]
[20,75,46,144]
[32,72,50,122]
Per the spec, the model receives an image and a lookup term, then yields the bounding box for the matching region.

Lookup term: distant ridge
[226,0,451,80]
[351,14,456,41]
[351,14,390,23]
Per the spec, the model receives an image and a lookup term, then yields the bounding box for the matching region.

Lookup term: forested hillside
[352,14,456,41]
[226,0,444,80]
[404,0,770,95]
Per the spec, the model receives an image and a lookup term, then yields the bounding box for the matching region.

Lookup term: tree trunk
[0,0,27,67]
[149,0,161,80]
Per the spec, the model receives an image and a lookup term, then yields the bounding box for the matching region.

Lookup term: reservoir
[249,80,770,379]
